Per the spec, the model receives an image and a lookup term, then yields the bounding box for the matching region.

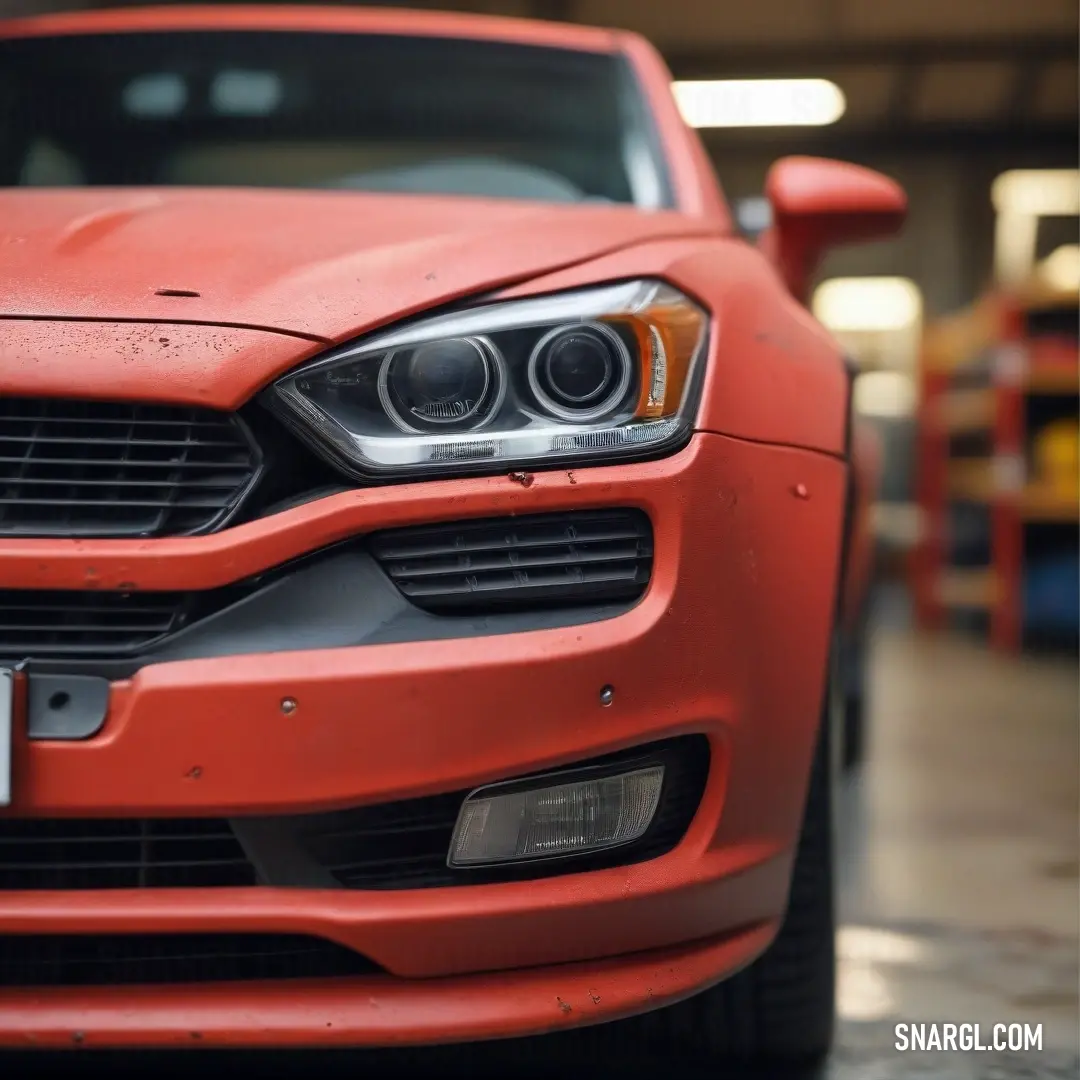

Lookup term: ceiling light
[1038,244,1080,293]
[991,169,1080,216]
[852,371,917,419]
[812,277,923,333]
[673,79,846,129]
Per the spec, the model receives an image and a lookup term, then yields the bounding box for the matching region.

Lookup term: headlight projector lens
[379,336,504,433]
[266,279,709,479]
[528,322,632,422]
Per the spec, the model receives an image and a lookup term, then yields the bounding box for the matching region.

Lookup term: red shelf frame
[913,292,1079,652]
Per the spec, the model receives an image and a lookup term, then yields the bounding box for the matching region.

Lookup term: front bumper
[0,924,776,1049]
[0,431,846,1046]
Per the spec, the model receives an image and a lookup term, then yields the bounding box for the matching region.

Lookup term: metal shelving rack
[914,286,1079,651]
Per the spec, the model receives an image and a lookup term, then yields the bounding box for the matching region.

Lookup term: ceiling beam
[886,63,920,128]
[668,35,1076,79]
[1007,61,1042,125]
[698,123,1079,160]
[528,0,578,21]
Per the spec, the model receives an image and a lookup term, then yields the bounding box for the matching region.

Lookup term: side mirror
[758,156,908,303]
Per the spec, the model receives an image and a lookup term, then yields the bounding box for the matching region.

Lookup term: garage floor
[830,621,1079,1079]
[14,617,1080,1079]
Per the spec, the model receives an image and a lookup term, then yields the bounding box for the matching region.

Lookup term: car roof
[0,4,621,53]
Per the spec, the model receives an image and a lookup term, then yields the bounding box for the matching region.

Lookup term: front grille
[369,509,653,613]
[0,934,378,987]
[0,397,261,538]
[0,588,187,658]
[0,817,256,890]
[294,735,709,889]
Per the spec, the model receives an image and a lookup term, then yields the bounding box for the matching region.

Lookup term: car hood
[0,189,717,343]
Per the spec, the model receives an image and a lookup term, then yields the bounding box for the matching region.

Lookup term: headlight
[266,279,708,480]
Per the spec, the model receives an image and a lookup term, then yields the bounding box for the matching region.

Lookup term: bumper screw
[281,697,298,715]
[599,685,614,707]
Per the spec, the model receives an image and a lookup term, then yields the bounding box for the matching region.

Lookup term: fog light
[448,765,664,868]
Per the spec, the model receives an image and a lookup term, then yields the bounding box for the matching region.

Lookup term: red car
[0,6,904,1065]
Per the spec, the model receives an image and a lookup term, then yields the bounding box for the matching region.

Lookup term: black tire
[843,688,865,771]
[840,600,872,771]
[616,672,837,1065]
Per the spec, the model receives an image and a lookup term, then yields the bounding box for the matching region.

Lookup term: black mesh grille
[0,559,288,659]
[297,791,465,890]
[0,397,261,538]
[369,509,653,613]
[0,817,257,890]
[294,736,709,889]
[0,589,187,657]
[0,934,378,987]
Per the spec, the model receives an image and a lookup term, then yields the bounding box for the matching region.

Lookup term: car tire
[840,603,872,771]
[612,668,837,1066]
[843,688,865,770]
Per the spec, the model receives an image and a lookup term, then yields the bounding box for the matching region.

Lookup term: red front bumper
[1,925,777,1049]
[0,432,845,1046]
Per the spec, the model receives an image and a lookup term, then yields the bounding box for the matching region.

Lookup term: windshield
[0,30,672,207]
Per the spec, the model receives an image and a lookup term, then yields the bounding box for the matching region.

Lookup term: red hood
[0,189,717,343]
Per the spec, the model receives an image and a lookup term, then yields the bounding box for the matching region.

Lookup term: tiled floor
[14,621,1080,1078]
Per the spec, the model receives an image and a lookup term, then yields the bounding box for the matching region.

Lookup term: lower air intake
[0,817,256,890]
[369,508,653,613]
[0,934,379,987]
